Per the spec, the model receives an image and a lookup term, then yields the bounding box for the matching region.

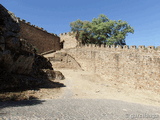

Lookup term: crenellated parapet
[66,42,160,94]
[17,17,58,37]
[18,17,61,53]
[77,44,160,53]
[59,31,75,36]
[59,32,77,49]
[59,32,160,53]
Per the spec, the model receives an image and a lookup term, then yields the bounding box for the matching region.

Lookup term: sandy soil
[53,69,160,107]
[1,68,160,107]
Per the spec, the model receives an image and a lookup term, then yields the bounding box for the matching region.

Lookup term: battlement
[59,32,75,36]
[59,32,160,53]
[18,18,61,53]
[78,44,160,52]
[17,17,58,36]
[59,31,77,49]
[66,42,160,93]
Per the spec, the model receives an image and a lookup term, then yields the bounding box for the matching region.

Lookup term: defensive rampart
[65,45,160,92]
[19,19,61,53]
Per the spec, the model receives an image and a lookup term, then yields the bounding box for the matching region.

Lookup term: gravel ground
[0,99,160,120]
[1,69,160,120]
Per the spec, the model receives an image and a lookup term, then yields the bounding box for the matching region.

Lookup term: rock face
[0,4,63,91]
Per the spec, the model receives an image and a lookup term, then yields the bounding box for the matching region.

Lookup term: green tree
[70,14,134,46]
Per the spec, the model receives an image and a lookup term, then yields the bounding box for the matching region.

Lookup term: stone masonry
[63,45,160,93]
[19,19,61,54]
[1,3,160,93]
[60,32,78,49]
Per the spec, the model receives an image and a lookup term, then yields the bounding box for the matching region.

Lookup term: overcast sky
[1,0,160,46]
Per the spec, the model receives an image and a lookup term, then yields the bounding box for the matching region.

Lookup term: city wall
[66,45,160,92]
[19,19,61,54]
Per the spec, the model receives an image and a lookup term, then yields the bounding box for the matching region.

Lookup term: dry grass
[0,91,37,101]
[0,76,65,101]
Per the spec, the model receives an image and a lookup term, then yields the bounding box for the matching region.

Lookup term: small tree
[70,14,134,46]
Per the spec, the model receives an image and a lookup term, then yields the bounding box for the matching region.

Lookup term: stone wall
[60,32,77,49]
[66,45,160,92]
[19,20,61,54]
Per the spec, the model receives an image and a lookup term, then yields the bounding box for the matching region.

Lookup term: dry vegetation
[0,79,64,101]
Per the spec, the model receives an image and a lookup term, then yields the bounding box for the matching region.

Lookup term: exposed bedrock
[0,4,64,91]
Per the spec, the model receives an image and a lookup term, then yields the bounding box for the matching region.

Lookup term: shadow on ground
[0,99,45,110]
[0,78,66,102]
[0,79,65,110]
[0,80,66,93]
[39,80,66,89]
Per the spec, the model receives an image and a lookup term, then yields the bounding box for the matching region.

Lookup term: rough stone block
[147,46,155,50]
[111,45,116,48]
[0,36,5,43]
[138,45,145,49]
[130,45,137,49]
[0,44,5,51]
[123,45,129,49]
[6,37,20,49]
[156,46,160,51]
[116,45,122,49]
[4,31,19,38]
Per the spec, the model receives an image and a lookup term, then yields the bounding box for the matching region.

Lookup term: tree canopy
[70,14,134,46]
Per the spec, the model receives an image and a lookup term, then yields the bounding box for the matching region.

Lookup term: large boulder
[44,69,65,80]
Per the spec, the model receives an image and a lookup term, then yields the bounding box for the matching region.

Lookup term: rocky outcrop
[0,4,64,91]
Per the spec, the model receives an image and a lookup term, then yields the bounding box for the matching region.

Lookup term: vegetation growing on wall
[70,14,134,46]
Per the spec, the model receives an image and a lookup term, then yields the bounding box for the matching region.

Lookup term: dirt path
[10,68,160,107]
[53,69,160,107]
